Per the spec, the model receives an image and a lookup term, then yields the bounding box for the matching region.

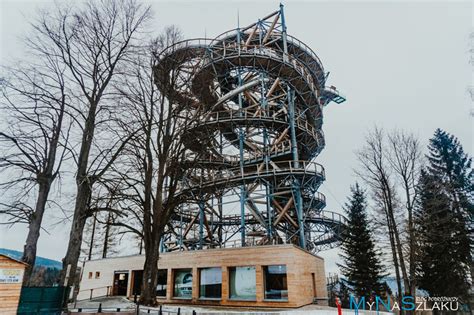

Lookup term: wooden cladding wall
[0,255,27,315]
[79,244,328,308]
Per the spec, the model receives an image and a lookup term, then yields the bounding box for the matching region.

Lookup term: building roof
[0,253,29,266]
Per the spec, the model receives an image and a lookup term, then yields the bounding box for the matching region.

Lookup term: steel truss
[154,5,347,254]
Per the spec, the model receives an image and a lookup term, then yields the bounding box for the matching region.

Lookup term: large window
[132,270,143,295]
[229,266,256,300]
[263,265,288,300]
[157,269,167,297]
[173,269,193,298]
[131,269,167,296]
[199,267,222,299]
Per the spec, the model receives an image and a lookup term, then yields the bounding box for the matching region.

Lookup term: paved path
[71,297,387,315]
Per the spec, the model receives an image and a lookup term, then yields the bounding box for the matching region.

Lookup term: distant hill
[0,248,62,269]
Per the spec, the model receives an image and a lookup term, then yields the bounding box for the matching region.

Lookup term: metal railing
[72,303,196,314]
[179,160,325,192]
[157,36,323,96]
[207,27,326,79]
[76,285,112,302]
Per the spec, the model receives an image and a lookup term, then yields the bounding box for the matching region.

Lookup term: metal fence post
[159,304,162,315]
[98,303,102,313]
[177,307,181,315]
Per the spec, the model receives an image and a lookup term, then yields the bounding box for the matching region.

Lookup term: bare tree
[356,127,410,311]
[107,26,203,305]
[386,130,423,298]
[24,0,152,287]
[81,207,120,262]
[0,60,71,285]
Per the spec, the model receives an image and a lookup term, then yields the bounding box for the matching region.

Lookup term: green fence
[17,286,69,315]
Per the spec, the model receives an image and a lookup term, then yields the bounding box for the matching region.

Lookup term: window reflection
[173,269,193,298]
[229,266,256,300]
[199,267,222,299]
[157,269,167,297]
[263,265,288,300]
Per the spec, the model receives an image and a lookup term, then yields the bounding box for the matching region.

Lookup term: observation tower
[154,5,346,254]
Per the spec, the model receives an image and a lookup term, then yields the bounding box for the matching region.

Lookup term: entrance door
[113,272,129,296]
[311,273,317,298]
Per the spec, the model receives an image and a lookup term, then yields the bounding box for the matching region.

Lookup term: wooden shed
[0,254,27,315]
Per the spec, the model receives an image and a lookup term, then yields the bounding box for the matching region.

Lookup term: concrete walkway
[71,297,388,315]
[70,296,136,312]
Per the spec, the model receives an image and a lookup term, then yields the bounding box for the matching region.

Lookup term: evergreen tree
[338,184,387,297]
[427,129,473,220]
[415,129,473,298]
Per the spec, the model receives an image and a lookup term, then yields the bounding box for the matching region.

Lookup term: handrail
[183,160,325,187]
[208,27,326,76]
[157,33,325,88]
[76,285,112,301]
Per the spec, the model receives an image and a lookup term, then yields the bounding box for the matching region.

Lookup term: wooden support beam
[273,197,294,226]
[249,198,267,205]
[244,91,259,106]
[204,201,221,218]
[269,160,281,171]
[182,213,199,238]
[245,201,267,227]
[271,190,292,196]
[243,72,256,82]
[245,26,258,47]
[268,93,287,103]
[271,127,289,149]
[272,106,287,118]
[168,227,189,250]
[272,199,298,227]
[203,215,214,241]
[266,78,280,98]
[262,14,280,44]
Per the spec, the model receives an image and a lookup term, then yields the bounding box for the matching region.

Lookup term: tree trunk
[21,181,51,286]
[390,209,410,294]
[60,182,92,288]
[139,237,161,306]
[102,212,111,259]
[387,213,403,313]
[88,213,97,261]
[383,177,411,298]
[60,100,97,288]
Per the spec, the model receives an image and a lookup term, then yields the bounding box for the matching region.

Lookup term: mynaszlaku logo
[349,296,464,312]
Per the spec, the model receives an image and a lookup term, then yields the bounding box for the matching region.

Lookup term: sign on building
[0,269,23,284]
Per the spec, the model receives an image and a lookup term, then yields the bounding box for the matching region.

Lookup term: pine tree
[415,129,473,298]
[338,183,387,297]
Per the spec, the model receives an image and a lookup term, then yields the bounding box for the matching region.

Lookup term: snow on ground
[71,297,391,315]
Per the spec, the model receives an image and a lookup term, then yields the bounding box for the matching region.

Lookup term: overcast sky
[0,0,472,275]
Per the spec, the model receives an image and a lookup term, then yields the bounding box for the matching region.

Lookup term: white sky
[0,0,473,275]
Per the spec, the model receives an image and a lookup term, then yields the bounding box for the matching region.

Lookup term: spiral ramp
[153,6,347,253]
